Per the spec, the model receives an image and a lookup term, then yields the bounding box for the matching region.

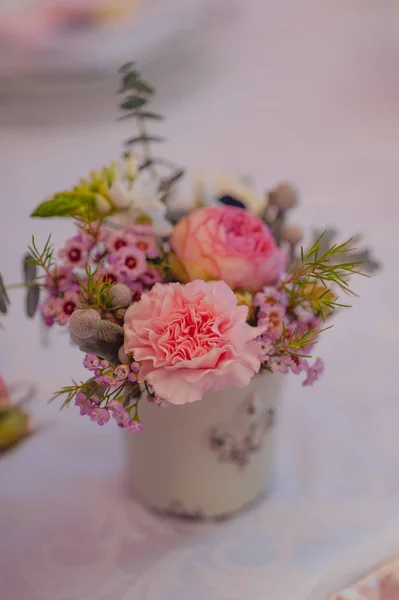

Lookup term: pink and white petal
[146,369,205,405]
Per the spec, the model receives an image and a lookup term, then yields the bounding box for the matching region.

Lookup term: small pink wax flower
[113,365,130,381]
[303,357,324,386]
[170,205,286,292]
[95,375,117,389]
[58,238,88,268]
[45,265,74,294]
[110,246,147,282]
[90,408,110,426]
[124,420,144,433]
[41,297,60,320]
[124,280,264,405]
[83,354,99,371]
[55,291,80,325]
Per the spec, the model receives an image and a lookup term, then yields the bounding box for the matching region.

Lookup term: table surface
[1,1,399,599]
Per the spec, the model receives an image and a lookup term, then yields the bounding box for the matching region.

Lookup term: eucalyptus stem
[118,62,184,198]
[6,282,41,290]
[135,111,159,181]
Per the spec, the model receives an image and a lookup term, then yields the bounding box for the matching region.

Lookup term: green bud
[0,406,29,452]
[94,194,112,215]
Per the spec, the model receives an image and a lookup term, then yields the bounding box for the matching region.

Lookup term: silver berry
[109,283,133,308]
[69,309,101,345]
[268,182,298,211]
[281,224,303,245]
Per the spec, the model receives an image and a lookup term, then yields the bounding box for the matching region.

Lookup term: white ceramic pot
[124,373,283,519]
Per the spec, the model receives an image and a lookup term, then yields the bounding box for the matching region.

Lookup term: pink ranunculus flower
[123,280,265,405]
[170,205,286,292]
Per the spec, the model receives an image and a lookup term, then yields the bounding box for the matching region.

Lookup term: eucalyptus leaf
[0,273,10,314]
[26,284,40,318]
[131,80,154,95]
[346,249,380,273]
[23,254,37,283]
[166,207,189,225]
[0,295,8,315]
[78,341,120,365]
[139,111,164,121]
[118,72,138,94]
[138,159,154,171]
[123,383,142,407]
[116,112,138,121]
[31,192,95,219]
[118,61,135,74]
[126,135,164,146]
[120,96,147,111]
[159,169,185,192]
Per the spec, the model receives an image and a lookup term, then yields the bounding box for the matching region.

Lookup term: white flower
[108,180,133,209]
[94,194,112,214]
[125,153,137,180]
[111,177,172,236]
[194,172,267,216]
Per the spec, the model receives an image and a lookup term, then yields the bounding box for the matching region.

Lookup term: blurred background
[1,0,399,494]
[1,4,399,599]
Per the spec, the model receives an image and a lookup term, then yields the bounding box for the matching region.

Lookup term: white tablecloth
[1,1,399,599]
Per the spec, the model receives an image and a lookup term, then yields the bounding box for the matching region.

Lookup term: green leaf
[139,111,164,120]
[31,192,95,219]
[120,96,147,110]
[125,135,164,146]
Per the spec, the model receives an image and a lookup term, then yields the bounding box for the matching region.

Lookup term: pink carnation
[170,205,286,292]
[123,280,264,405]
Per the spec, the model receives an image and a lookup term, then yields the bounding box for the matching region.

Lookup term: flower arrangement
[0,63,379,435]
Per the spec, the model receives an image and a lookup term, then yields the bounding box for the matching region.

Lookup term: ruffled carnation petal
[124,280,263,404]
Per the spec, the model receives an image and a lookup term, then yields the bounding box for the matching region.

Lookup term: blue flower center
[218,195,246,209]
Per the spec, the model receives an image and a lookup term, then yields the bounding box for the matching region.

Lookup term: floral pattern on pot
[207,392,275,468]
